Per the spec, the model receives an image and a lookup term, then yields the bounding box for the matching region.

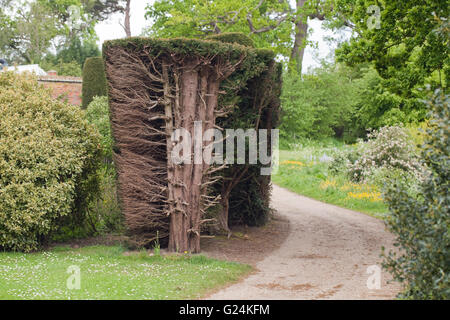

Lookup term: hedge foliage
[382,89,449,299]
[103,34,281,242]
[209,33,282,227]
[82,57,108,109]
[0,72,102,252]
[86,96,114,161]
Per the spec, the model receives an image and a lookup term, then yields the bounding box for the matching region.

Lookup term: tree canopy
[0,0,123,65]
[336,0,449,121]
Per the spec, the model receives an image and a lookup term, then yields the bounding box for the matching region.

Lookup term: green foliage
[336,0,449,127]
[86,96,113,160]
[0,72,102,252]
[346,126,424,183]
[406,121,430,149]
[0,1,60,64]
[82,56,108,108]
[144,0,293,57]
[84,96,122,235]
[50,38,101,67]
[382,89,449,299]
[349,66,426,136]
[86,165,123,235]
[206,32,255,48]
[0,0,112,65]
[40,59,82,77]
[279,62,432,145]
[280,64,358,143]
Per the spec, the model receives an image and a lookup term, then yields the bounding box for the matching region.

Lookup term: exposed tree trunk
[167,61,224,253]
[219,189,231,235]
[290,0,309,74]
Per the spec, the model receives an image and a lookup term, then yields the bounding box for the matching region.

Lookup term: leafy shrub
[86,96,113,161]
[85,96,123,234]
[82,57,108,108]
[0,72,102,252]
[328,143,363,176]
[382,89,449,299]
[87,166,124,234]
[347,126,425,183]
[406,121,430,149]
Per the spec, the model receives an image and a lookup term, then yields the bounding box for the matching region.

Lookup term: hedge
[82,56,108,108]
[103,34,281,250]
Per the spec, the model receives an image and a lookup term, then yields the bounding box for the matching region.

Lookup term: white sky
[95,0,349,73]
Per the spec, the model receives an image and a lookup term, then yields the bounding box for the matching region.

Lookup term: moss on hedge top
[103,37,274,69]
[103,36,276,98]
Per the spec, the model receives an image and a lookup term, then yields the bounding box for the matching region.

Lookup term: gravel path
[209,185,401,300]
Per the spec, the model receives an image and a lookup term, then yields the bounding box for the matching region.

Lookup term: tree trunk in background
[290,0,309,74]
[124,0,131,37]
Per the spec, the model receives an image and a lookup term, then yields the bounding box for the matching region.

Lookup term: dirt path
[208,185,401,300]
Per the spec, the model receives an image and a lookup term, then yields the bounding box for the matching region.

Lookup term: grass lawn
[0,245,252,300]
[273,148,388,219]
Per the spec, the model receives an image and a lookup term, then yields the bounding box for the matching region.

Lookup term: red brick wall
[38,76,82,106]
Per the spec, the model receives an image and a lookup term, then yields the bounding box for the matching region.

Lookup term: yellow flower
[281,160,304,166]
[320,179,336,190]
[346,191,382,202]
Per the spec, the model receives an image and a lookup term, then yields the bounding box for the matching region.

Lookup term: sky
[95,0,350,73]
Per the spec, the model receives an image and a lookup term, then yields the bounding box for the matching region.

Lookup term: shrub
[82,57,108,108]
[382,89,449,299]
[85,96,123,234]
[406,121,430,149]
[347,126,425,183]
[0,72,102,251]
[328,144,363,176]
[86,96,113,161]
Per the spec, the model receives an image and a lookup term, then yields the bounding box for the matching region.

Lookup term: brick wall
[38,76,82,106]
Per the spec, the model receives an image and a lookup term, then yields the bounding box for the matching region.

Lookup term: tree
[145,0,352,73]
[49,37,101,66]
[279,62,359,142]
[103,36,280,252]
[0,1,59,63]
[120,0,131,37]
[146,0,292,56]
[0,0,122,64]
[336,0,449,122]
